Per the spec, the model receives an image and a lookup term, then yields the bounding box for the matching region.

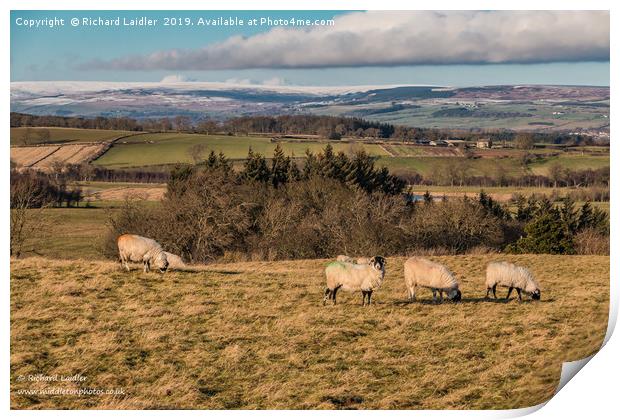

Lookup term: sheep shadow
[198,269,244,275]
[392,297,555,306]
[392,299,460,306]
[464,297,556,304]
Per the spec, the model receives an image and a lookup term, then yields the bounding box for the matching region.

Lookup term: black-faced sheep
[486,261,541,301]
[403,257,462,303]
[324,256,386,306]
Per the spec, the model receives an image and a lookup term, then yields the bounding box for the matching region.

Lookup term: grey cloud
[79,11,609,71]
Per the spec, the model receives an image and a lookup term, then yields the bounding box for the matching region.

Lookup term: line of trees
[10,170,84,209]
[398,164,609,189]
[11,112,603,145]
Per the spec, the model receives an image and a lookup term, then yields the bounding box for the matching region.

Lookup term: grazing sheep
[324,256,386,306]
[336,255,372,265]
[117,234,169,273]
[486,262,541,301]
[336,255,356,263]
[164,252,186,270]
[403,257,462,303]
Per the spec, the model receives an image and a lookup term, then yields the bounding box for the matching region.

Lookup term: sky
[10,10,610,86]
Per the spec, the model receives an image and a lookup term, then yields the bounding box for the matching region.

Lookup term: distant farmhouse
[476,139,493,149]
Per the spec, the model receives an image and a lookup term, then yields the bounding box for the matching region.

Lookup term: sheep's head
[531,289,541,300]
[451,289,462,302]
[154,252,169,273]
[370,256,386,272]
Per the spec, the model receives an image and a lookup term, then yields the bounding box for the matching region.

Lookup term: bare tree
[19,128,33,145]
[515,133,534,150]
[187,143,208,163]
[10,177,50,258]
[37,128,51,144]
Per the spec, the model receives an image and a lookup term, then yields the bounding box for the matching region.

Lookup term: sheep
[324,256,386,306]
[485,262,541,301]
[117,234,169,273]
[163,252,186,270]
[336,255,356,263]
[336,255,372,265]
[403,257,462,303]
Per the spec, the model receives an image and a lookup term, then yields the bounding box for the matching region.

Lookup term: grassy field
[529,154,610,175]
[10,254,609,409]
[22,208,112,260]
[379,156,529,178]
[10,127,136,145]
[94,133,390,169]
[89,132,609,179]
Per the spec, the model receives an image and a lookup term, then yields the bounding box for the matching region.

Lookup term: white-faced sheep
[164,251,186,270]
[403,257,462,303]
[117,234,169,273]
[324,256,386,306]
[486,262,541,301]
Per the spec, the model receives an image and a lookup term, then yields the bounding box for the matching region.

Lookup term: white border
[3,1,616,418]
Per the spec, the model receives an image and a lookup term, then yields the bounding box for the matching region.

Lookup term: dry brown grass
[10,254,609,409]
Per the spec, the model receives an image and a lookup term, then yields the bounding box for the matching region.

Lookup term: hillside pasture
[10,254,609,409]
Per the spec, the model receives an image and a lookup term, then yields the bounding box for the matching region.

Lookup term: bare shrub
[406,199,504,253]
[574,229,609,255]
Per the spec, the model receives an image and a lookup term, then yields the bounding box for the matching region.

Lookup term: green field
[529,154,610,175]
[89,132,609,178]
[22,207,112,260]
[378,156,528,178]
[94,133,390,169]
[10,127,136,145]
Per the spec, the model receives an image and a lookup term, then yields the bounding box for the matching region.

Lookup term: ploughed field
[10,254,609,409]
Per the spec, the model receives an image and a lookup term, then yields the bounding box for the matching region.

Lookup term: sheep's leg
[361,291,367,306]
[432,289,437,303]
[333,286,340,305]
[409,285,417,302]
[323,288,331,306]
[485,288,491,299]
[492,284,497,299]
[368,290,373,306]
[120,254,130,271]
[516,288,523,301]
[439,290,444,303]
[144,260,150,273]
[506,287,513,300]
